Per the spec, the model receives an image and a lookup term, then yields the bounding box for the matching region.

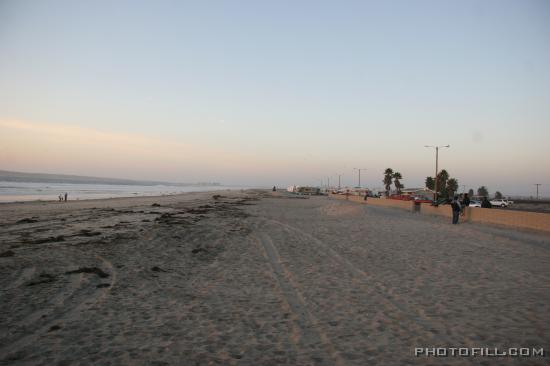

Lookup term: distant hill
[0,170,220,187]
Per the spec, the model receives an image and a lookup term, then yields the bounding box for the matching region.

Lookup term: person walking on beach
[58,194,63,202]
[64,192,68,202]
[461,193,470,216]
[451,195,461,224]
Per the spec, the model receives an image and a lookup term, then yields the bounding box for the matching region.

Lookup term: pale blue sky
[1,0,549,195]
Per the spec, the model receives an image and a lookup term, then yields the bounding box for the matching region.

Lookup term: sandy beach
[1,190,549,365]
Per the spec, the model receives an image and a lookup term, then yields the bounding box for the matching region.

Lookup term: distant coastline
[0,170,221,187]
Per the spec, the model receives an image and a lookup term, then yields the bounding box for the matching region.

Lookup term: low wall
[331,194,415,212]
[467,207,550,234]
[420,203,453,218]
[330,194,550,234]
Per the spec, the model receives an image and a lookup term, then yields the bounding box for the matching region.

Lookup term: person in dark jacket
[481,196,492,208]
[461,193,471,215]
[451,195,461,224]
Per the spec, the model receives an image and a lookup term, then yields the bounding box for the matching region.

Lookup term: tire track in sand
[251,231,346,366]
[264,218,458,345]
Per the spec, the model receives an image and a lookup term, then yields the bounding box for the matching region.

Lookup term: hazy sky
[1,0,549,195]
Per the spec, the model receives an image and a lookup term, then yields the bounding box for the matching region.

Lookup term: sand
[0,190,549,365]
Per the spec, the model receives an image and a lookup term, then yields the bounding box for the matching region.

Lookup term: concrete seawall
[330,194,550,234]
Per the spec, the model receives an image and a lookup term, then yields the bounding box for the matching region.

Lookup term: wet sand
[1,190,549,365]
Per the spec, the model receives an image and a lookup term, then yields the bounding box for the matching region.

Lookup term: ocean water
[0,181,245,203]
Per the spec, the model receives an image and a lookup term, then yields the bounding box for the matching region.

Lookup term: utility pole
[425,145,450,203]
[534,183,542,200]
[353,168,367,188]
[336,174,342,190]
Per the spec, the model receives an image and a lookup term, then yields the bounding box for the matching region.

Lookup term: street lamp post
[336,174,343,190]
[425,145,450,203]
[353,168,367,188]
[534,183,542,200]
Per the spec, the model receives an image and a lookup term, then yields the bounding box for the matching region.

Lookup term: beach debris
[186,207,211,214]
[154,212,192,225]
[75,229,102,237]
[24,235,65,244]
[191,247,207,254]
[212,194,225,200]
[0,250,15,257]
[155,213,174,222]
[48,325,62,332]
[151,266,167,272]
[65,267,109,278]
[2,350,26,362]
[151,203,161,207]
[96,283,111,288]
[16,217,38,224]
[26,273,57,286]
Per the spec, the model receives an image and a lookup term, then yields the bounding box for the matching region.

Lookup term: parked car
[389,194,413,201]
[469,200,482,208]
[413,196,433,203]
[490,199,510,207]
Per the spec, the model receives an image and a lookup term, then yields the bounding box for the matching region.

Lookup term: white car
[490,199,510,207]
[469,200,481,208]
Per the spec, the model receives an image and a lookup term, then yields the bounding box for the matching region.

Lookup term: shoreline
[0,190,264,221]
[0,189,250,206]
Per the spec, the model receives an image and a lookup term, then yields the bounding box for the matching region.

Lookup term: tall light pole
[425,145,450,203]
[336,173,343,190]
[534,183,542,200]
[353,168,367,188]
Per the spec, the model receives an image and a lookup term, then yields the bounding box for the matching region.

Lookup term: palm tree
[446,178,458,197]
[477,186,489,197]
[383,168,393,196]
[425,176,435,191]
[437,169,449,197]
[393,172,403,194]
[495,191,503,199]
[468,188,474,197]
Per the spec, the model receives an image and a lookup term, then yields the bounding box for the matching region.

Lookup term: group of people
[450,193,492,224]
[58,192,68,202]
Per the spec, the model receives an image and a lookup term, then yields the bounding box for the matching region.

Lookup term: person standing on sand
[451,195,461,224]
[64,192,68,202]
[58,194,63,202]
